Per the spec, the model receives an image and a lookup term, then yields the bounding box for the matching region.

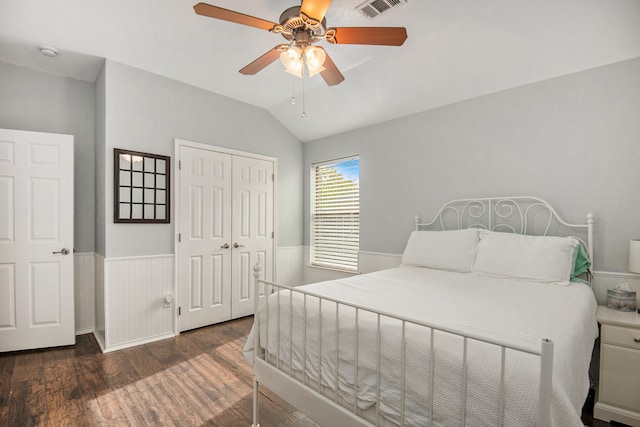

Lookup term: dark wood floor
[0,316,613,426]
[0,317,319,427]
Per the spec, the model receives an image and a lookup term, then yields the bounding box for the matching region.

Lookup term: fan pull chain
[301,77,306,119]
[301,57,307,119]
[290,75,296,105]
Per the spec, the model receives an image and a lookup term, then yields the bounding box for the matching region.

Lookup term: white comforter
[243,266,598,426]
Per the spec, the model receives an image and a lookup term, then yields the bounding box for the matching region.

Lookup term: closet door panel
[178,147,232,332]
[231,156,274,319]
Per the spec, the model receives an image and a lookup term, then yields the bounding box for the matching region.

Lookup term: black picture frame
[114,148,170,223]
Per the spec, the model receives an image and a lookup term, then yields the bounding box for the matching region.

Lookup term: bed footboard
[250,265,554,427]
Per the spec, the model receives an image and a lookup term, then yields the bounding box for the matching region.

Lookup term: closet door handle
[233,242,244,248]
[220,243,230,249]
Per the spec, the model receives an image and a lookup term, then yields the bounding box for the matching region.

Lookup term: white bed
[244,197,598,427]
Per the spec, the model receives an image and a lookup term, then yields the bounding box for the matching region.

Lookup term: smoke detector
[38,46,58,57]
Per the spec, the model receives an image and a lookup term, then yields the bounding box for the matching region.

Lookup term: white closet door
[178,146,232,332]
[0,129,75,352]
[230,155,274,319]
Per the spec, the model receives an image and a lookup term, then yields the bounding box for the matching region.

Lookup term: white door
[231,155,274,318]
[0,129,75,352]
[178,146,233,332]
[176,141,275,332]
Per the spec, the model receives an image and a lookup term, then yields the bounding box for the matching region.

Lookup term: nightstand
[594,305,640,426]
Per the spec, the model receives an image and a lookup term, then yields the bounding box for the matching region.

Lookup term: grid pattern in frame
[114,148,170,223]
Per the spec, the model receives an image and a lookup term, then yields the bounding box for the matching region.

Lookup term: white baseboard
[99,332,177,353]
[93,329,106,353]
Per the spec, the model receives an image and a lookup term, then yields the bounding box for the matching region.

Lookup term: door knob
[52,248,70,255]
[220,243,230,249]
[233,242,244,248]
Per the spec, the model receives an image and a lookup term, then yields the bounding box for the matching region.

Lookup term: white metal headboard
[415,196,595,265]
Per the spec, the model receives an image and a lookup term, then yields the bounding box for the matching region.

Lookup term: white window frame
[310,155,360,272]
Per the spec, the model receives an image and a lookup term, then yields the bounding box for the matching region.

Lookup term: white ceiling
[1,0,639,142]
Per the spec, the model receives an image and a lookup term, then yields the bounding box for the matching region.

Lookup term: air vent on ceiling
[356,0,407,20]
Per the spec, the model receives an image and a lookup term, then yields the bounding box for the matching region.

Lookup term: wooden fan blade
[328,27,407,46]
[193,2,277,31]
[239,47,282,75]
[301,0,332,22]
[318,48,344,86]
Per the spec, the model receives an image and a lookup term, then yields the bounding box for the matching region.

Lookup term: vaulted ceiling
[1,0,639,142]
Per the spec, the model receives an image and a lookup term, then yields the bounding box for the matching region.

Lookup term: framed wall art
[114,148,170,223]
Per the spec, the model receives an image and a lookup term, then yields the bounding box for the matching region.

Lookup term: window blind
[311,157,359,271]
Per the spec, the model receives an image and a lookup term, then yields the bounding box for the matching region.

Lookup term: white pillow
[472,230,578,282]
[401,229,480,272]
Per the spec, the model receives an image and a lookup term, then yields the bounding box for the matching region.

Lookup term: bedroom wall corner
[94,61,106,258]
[74,252,96,335]
[94,253,106,350]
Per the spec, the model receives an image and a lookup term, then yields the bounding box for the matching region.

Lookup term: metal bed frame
[250,196,594,427]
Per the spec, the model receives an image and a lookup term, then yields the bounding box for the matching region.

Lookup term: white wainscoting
[94,254,105,349]
[89,247,303,352]
[302,246,355,284]
[359,251,403,274]
[76,249,638,353]
[74,252,95,335]
[301,248,402,284]
[101,255,175,352]
[276,246,304,286]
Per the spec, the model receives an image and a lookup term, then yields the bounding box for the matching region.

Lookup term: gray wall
[0,61,96,253]
[304,57,640,272]
[95,65,106,256]
[100,60,303,258]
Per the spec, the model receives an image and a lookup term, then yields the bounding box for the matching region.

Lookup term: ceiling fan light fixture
[306,63,325,77]
[305,45,326,69]
[284,65,304,78]
[194,2,406,88]
[280,44,326,78]
[280,46,303,76]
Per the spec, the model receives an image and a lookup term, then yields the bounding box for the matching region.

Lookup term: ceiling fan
[193,0,408,86]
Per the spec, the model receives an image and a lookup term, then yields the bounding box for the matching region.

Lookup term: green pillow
[571,244,591,283]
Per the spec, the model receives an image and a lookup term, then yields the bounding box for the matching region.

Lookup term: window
[311,156,360,271]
